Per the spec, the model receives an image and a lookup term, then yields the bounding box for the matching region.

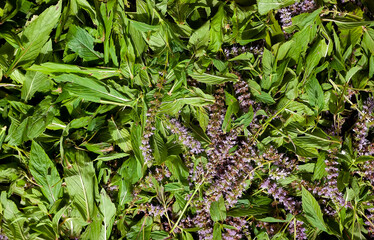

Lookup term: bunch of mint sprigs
[0,0,374,239]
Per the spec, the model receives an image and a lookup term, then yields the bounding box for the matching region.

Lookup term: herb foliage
[0,0,374,239]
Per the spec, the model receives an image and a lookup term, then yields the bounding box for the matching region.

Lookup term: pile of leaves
[1,0,374,239]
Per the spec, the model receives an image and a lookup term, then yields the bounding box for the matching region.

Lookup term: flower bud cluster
[300,151,346,217]
[165,117,206,182]
[166,118,203,155]
[365,203,374,237]
[256,221,278,236]
[222,217,248,240]
[261,179,300,215]
[223,45,246,58]
[353,97,374,155]
[353,97,374,186]
[0,233,8,240]
[256,147,310,238]
[137,202,172,222]
[321,156,345,207]
[248,40,265,56]
[139,117,155,166]
[179,86,256,238]
[260,147,301,217]
[234,78,254,112]
[223,40,265,60]
[278,0,316,28]
[154,166,171,182]
[139,88,164,166]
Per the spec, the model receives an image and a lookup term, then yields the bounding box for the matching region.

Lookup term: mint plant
[0,0,373,239]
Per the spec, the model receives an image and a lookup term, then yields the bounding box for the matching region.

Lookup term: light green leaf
[255,91,275,104]
[81,216,102,240]
[285,101,314,116]
[259,214,293,223]
[126,216,153,240]
[150,231,170,240]
[108,119,132,153]
[223,91,239,132]
[21,71,51,101]
[160,88,215,115]
[6,117,29,146]
[165,155,189,182]
[193,106,209,131]
[146,30,167,54]
[292,129,337,151]
[247,80,275,104]
[152,133,168,164]
[6,98,56,146]
[257,0,295,15]
[7,1,62,74]
[210,196,226,222]
[324,17,373,30]
[213,222,222,240]
[27,63,121,79]
[287,25,317,62]
[286,77,299,99]
[1,192,28,240]
[345,66,361,83]
[0,126,6,149]
[0,27,22,49]
[67,25,103,61]
[127,19,160,32]
[305,77,324,111]
[262,48,275,90]
[369,55,374,79]
[0,163,22,183]
[277,40,294,61]
[27,97,57,140]
[64,150,98,221]
[118,177,133,208]
[30,141,62,205]
[70,116,91,129]
[75,0,98,26]
[228,52,254,62]
[209,4,225,52]
[53,74,134,106]
[363,28,374,55]
[304,39,328,79]
[94,153,129,162]
[99,189,116,240]
[227,205,271,217]
[291,8,322,30]
[302,187,328,232]
[52,204,70,237]
[189,72,238,84]
[188,21,210,55]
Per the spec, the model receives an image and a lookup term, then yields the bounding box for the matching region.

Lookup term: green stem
[251,100,293,144]
[170,177,205,234]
